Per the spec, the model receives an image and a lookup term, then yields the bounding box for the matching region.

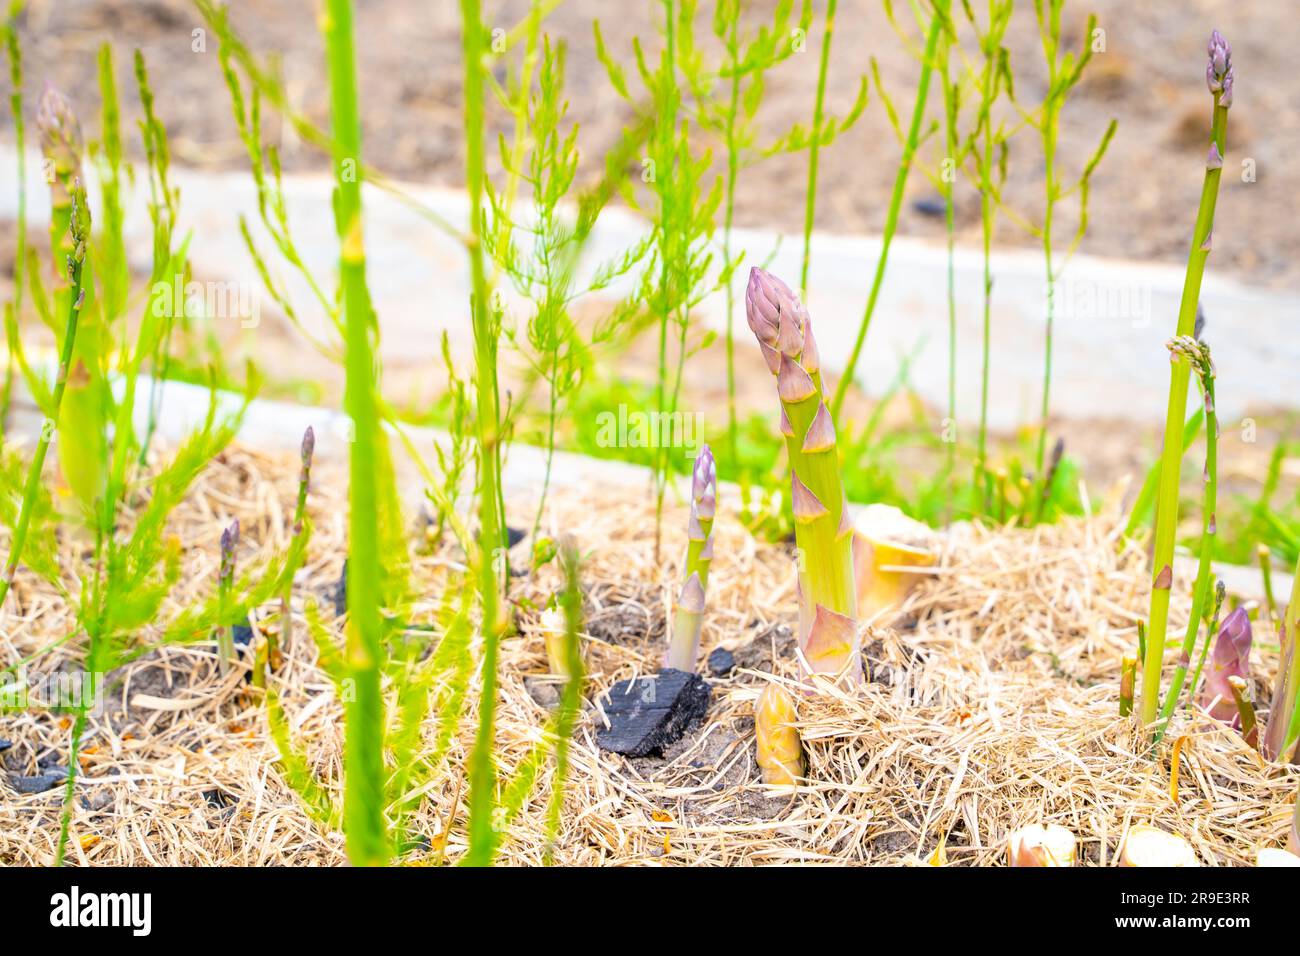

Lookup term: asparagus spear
[665,444,716,672]
[746,268,858,681]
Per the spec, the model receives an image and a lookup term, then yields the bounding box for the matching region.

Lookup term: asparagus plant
[962,0,1014,511]
[665,444,716,672]
[1141,32,1233,731]
[36,84,108,512]
[0,179,90,609]
[747,268,858,680]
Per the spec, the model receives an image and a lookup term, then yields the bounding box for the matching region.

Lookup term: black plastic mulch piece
[0,738,11,754]
[232,618,254,647]
[596,668,711,758]
[506,526,526,549]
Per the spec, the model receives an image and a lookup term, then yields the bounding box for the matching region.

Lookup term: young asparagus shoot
[755,683,804,786]
[0,178,90,609]
[1196,606,1252,726]
[1119,655,1137,717]
[1007,824,1076,867]
[665,444,716,672]
[1119,825,1200,867]
[1141,32,1233,730]
[1227,676,1258,748]
[746,268,857,681]
[216,519,239,674]
[261,425,314,687]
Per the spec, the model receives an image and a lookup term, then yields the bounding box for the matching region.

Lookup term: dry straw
[2,448,1296,866]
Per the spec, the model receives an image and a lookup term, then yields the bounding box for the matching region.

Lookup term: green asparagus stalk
[665,444,716,672]
[1154,336,1219,741]
[0,180,90,608]
[747,268,858,681]
[216,519,239,674]
[1141,32,1233,729]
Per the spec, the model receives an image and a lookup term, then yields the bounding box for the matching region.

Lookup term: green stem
[1154,360,1217,742]
[800,0,836,296]
[1141,93,1227,728]
[323,0,388,866]
[1121,407,1203,547]
[1258,545,1278,631]
[830,2,944,420]
[722,7,741,466]
[461,0,506,867]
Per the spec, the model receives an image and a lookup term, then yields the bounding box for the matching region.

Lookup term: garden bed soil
[2,444,1297,865]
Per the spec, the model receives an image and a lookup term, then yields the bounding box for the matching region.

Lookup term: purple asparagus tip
[1199,606,1252,725]
[1205,30,1234,104]
[302,426,316,465]
[692,443,716,504]
[36,83,83,179]
[745,268,808,363]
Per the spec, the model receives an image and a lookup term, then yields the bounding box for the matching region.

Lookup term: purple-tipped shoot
[216,519,239,674]
[1206,30,1234,106]
[665,444,717,672]
[1198,606,1252,725]
[746,268,858,683]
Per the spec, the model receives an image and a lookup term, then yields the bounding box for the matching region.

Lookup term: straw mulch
[1,444,1296,866]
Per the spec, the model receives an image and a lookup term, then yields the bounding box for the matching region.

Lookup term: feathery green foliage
[830,0,945,420]
[1022,0,1116,478]
[595,0,722,562]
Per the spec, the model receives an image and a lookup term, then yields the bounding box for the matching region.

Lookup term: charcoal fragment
[596,668,711,757]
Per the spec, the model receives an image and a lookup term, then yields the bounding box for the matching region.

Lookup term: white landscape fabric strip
[1,143,1296,429]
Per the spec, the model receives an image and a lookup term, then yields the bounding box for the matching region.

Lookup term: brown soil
[3,0,1296,288]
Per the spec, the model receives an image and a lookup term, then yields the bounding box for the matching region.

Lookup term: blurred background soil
[2,0,1295,287]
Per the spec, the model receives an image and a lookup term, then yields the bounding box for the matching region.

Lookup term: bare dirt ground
[3,0,1296,288]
